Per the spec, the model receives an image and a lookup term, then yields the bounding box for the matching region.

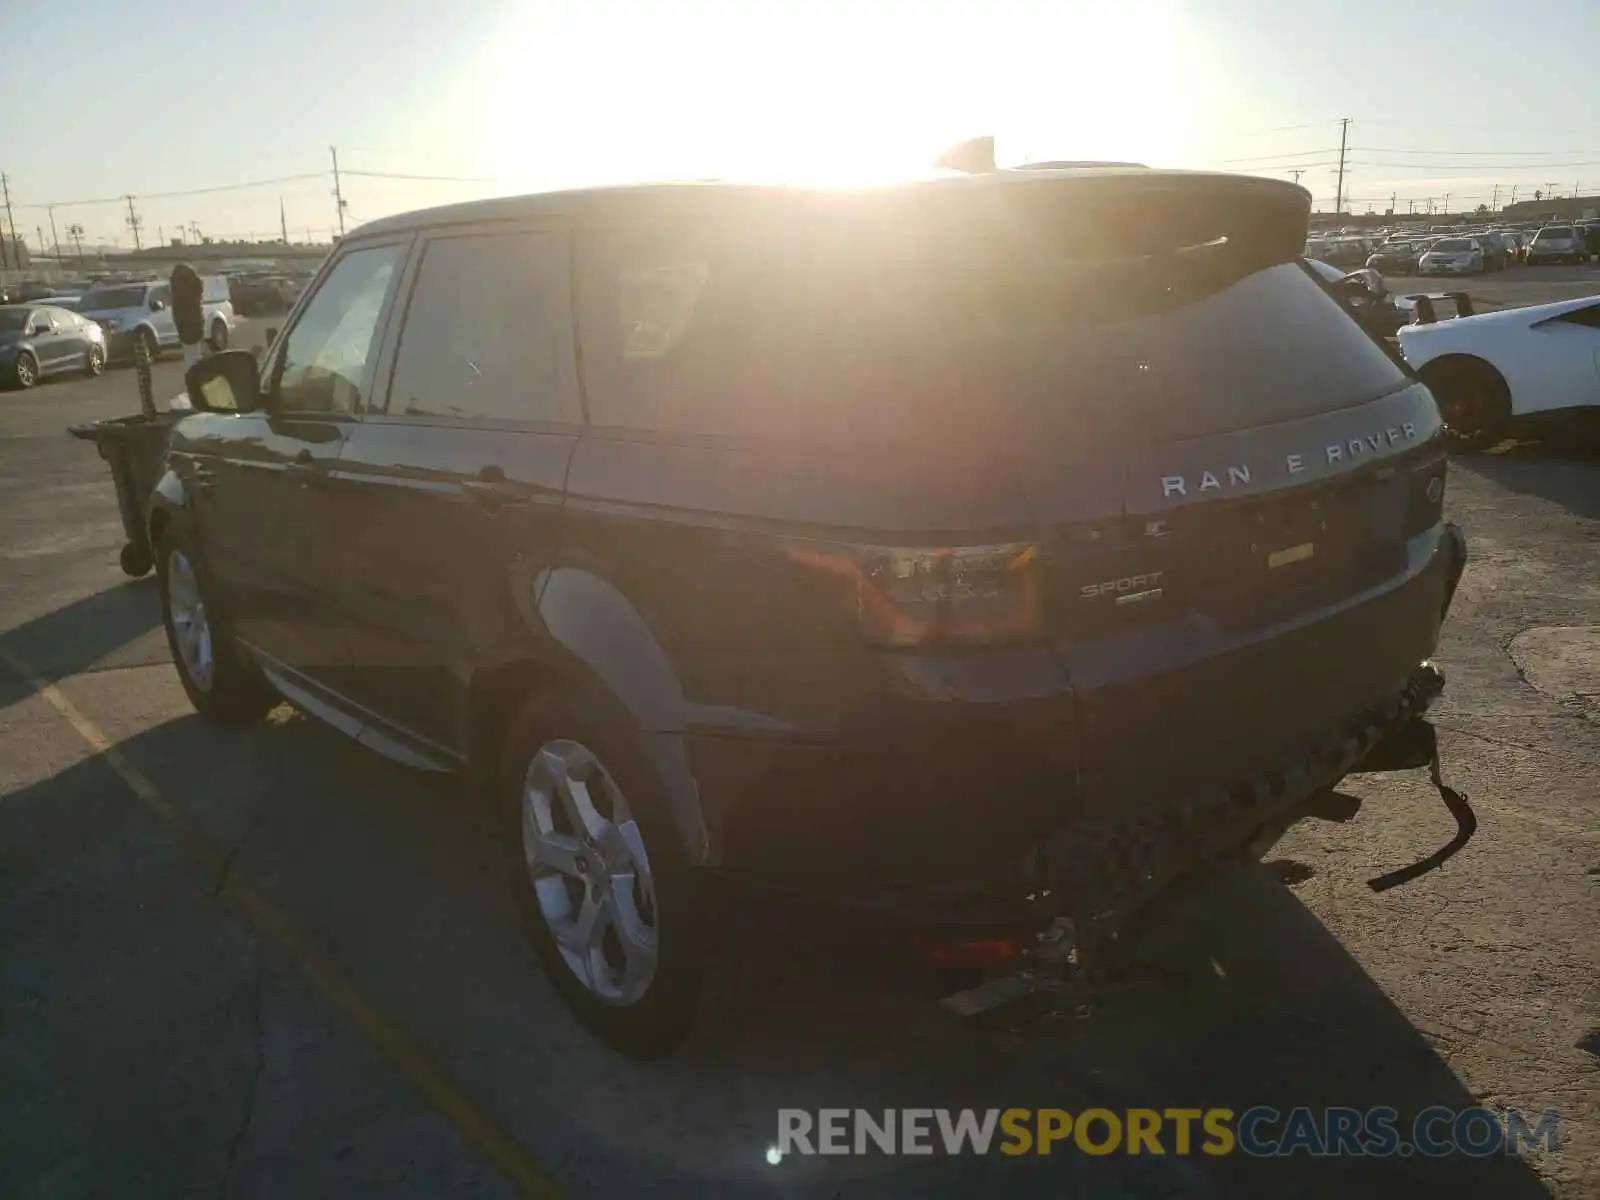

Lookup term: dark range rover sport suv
[151,169,1467,1056]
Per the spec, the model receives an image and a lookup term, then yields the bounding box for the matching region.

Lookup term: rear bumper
[690,522,1467,922]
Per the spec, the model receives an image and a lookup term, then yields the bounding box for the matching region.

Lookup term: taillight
[786,541,1042,647]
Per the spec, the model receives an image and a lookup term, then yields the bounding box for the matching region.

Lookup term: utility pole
[280,196,289,244]
[0,173,17,271]
[1389,191,1397,213]
[189,220,202,244]
[1442,192,1450,217]
[1290,168,1304,186]
[1544,182,1559,206]
[1574,181,1582,199]
[1510,184,1518,207]
[1332,117,1351,217]
[330,146,347,238]
[124,195,143,251]
[1491,184,1499,212]
[67,223,84,266]
[1407,199,1415,215]
[46,205,61,263]
[36,225,46,255]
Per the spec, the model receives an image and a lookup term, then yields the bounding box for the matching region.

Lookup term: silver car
[1416,236,1485,276]
[1524,226,1588,266]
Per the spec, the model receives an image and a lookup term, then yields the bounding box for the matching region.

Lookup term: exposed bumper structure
[698,523,1470,945]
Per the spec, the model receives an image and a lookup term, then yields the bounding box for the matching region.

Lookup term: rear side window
[576,209,1408,443]
[383,231,579,424]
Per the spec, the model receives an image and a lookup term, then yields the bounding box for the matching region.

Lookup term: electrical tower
[0,174,17,271]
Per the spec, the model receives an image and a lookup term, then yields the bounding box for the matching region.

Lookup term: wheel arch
[464,566,710,864]
[1417,352,1513,411]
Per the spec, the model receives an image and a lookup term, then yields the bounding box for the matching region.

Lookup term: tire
[1420,357,1511,453]
[84,342,105,378]
[12,350,37,389]
[501,688,702,1058]
[136,327,159,363]
[119,541,152,578]
[209,320,228,352]
[156,529,277,723]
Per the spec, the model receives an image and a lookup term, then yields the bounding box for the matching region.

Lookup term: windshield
[0,309,31,332]
[79,286,147,310]
[1431,238,1472,252]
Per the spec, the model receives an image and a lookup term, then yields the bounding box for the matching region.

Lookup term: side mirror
[149,298,166,312]
[185,349,261,414]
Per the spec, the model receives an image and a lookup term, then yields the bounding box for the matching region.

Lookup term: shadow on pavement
[1456,440,1600,520]
[0,578,162,685]
[0,690,1562,1198]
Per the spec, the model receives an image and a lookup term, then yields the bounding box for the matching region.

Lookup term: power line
[20,172,328,210]
[341,168,504,184]
[1220,147,1339,164]
[1352,146,1600,157]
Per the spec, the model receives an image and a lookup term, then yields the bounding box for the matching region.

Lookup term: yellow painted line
[0,646,564,1200]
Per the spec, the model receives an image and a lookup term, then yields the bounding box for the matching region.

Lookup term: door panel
[331,224,582,751]
[200,238,411,690]
[335,426,575,747]
[196,414,355,684]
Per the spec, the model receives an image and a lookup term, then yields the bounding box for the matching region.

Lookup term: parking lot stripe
[0,647,565,1200]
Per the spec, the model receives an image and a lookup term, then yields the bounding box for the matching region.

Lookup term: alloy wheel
[522,739,659,1005]
[15,354,35,387]
[166,549,215,693]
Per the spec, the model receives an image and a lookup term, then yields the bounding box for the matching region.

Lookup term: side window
[384,231,578,424]
[272,243,405,416]
[1555,303,1600,330]
[48,307,75,330]
[149,285,170,309]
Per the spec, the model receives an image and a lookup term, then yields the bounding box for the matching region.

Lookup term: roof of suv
[352,168,1308,239]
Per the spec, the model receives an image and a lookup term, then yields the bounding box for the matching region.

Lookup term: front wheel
[502,691,703,1058]
[209,320,228,352]
[136,327,159,363]
[157,531,277,723]
[85,343,105,377]
[12,350,37,389]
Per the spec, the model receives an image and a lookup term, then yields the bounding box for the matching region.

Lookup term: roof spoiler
[931,136,1149,174]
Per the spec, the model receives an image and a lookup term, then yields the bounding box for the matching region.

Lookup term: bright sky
[1,0,1596,250]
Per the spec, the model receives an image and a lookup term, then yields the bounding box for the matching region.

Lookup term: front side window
[273,243,405,416]
[149,285,170,308]
[384,231,577,423]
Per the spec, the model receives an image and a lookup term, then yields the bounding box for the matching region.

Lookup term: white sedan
[1398,293,1600,449]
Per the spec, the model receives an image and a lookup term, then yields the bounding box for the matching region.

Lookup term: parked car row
[0,275,239,385]
[1309,221,1598,276]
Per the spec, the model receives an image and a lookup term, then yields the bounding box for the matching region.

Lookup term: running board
[252,659,456,774]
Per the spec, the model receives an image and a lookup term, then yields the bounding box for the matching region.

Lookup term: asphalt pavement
[1,323,1596,1197]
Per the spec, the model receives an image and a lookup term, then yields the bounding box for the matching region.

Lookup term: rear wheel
[209,320,228,352]
[1421,357,1511,453]
[84,343,105,377]
[502,690,702,1058]
[157,531,276,723]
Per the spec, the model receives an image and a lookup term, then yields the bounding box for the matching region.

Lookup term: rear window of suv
[575,200,1409,445]
[1538,227,1573,239]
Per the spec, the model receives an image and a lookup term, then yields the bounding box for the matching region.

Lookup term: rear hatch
[574,174,1449,799]
[958,172,1449,802]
